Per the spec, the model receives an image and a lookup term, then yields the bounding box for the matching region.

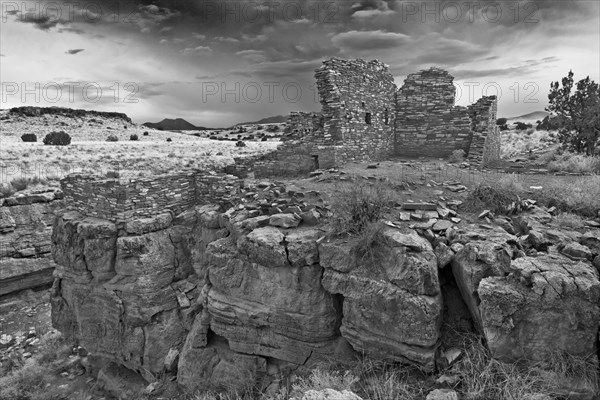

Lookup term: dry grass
[501,128,556,158]
[465,174,524,214]
[329,182,397,234]
[537,175,600,217]
[0,332,73,400]
[547,153,600,173]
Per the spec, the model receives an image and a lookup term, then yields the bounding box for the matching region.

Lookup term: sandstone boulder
[450,225,520,332]
[320,226,442,370]
[478,253,600,364]
[206,235,342,365]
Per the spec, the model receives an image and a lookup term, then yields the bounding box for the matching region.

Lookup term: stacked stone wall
[315,58,396,162]
[61,171,242,223]
[468,96,501,165]
[394,68,473,158]
[234,58,502,176]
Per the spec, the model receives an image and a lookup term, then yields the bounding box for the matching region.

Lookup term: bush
[106,135,119,142]
[143,131,149,136]
[0,183,16,198]
[330,182,395,234]
[236,140,246,147]
[465,176,524,214]
[515,121,533,131]
[129,134,139,141]
[10,177,29,191]
[43,131,71,146]
[537,175,600,217]
[496,118,508,126]
[547,152,600,173]
[166,138,172,142]
[448,149,466,163]
[20,133,37,142]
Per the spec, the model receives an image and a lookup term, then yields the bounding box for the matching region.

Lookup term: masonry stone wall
[316,58,397,163]
[61,171,241,223]
[236,58,501,178]
[394,68,473,158]
[468,96,501,165]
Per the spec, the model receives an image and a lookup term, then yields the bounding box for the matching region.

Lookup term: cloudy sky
[1,0,598,126]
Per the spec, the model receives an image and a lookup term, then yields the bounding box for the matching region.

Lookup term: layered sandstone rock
[320,227,443,370]
[450,225,520,331]
[479,253,600,363]
[50,210,203,381]
[0,188,64,295]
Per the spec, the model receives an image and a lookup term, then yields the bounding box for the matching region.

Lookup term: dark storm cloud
[65,49,85,55]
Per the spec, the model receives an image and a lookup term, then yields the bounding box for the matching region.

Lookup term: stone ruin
[251,58,501,177]
[48,169,600,398]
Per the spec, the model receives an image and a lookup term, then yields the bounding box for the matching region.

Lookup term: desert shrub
[547,153,600,173]
[499,124,509,131]
[452,333,599,399]
[130,134,139,141]
[525,127,535,136]
[167,138,172,142]
[496,118,507,126]
[261,137,268,141]
[515,121,533,131]
[465,175,524,214]
[536,175,600,217]
[555,212,585,229]
[43,131,71,146]
[105,170,119,179]
[330,182,395,234]
[10,177,29,191]
[448,149,466,163]
[106,135,119,142]
[236,140,246,147]
[0,183,16,198]
[21,133,37,142]
[143,131,149,136]
[209,136,217,140]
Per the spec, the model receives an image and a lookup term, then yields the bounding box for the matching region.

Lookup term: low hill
[234,115,288,127]
[505,111,550,122]
[143,118,208,131]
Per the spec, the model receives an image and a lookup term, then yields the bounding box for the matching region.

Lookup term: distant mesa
[142,118,208,131]
[505,111,550,122]
[9,106,132,123]
[234,115,289,127]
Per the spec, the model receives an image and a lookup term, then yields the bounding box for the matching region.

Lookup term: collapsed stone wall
[50,172,600,399]
[394,68,473,158]
[0,189,65,296]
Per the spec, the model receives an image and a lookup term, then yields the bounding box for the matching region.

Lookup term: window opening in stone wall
[312,155,319,170]
[361,101,365,108]
[365,112,372,125]
[384,108,389,125]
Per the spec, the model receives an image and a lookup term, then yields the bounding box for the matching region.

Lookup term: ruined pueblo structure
[9,58,597,398]
[253,58,501,176]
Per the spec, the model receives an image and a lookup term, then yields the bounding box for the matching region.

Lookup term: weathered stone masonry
[253,58,500,177]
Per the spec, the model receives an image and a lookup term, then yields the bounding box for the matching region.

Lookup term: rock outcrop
[320,227,443,370]
[49,173,600,397]
[479,253,600,363]
[0,188,64,295]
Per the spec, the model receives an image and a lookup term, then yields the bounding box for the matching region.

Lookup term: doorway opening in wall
[312,155,319,170]
[365,112,372,125]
